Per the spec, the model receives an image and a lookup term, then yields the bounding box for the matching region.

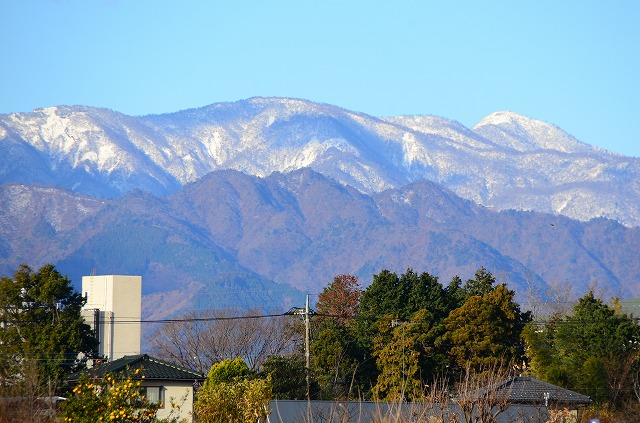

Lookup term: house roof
[468,377,591,405]
[67,354,204,383]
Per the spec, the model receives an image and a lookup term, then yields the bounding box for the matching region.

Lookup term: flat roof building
[81,275,142,360]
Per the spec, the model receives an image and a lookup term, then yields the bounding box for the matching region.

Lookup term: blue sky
[2,1,639,156]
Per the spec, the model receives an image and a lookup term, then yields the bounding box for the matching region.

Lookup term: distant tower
[81,275,142,360]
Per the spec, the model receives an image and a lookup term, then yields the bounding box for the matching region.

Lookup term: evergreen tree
[357,268,449,339]
[0,264,97,391]
[358,269,405,324]
[357,269,465,398]
[445,283,531,372]
[372,309,441,401]
[311,320,360,399]
[524,292,640,404]
[261,355,308,400]
[461,267,497,300]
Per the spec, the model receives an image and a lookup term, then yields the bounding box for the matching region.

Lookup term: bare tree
[606,349,640,405]
[0,358,59,423]
[454,364,515,423]
[148,307,301,374]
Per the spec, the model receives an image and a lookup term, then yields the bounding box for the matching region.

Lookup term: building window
[144,386,164,407]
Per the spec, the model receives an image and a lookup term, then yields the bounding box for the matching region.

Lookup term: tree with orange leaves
[315,274,361,325]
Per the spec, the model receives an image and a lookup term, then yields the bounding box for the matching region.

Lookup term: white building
[67,354,203,423]
[81,275,142,360]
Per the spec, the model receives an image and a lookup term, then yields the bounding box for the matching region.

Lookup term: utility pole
[285,295,314,401]
[305,294,311,400]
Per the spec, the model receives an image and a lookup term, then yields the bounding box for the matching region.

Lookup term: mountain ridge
[1,97,639,317]
[2,97,638,226]
[1,168,637,320]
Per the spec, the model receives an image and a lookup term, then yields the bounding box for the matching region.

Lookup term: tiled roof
[469,377,591,405]
[67,354,204,383]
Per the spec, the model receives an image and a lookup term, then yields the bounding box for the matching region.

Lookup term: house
[263,377,591,423]
[462,376,592,422]
[74,274,205,421]
[477,376,591,406]
[67,354,204,422]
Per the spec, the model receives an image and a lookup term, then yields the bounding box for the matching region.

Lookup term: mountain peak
[473,111,596,154]
[2,98,638,227]
[475,111,530,126]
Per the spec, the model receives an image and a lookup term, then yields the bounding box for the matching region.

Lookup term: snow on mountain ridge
[1,97,639,226]
[8,107,132,173]
[473,111,599,154]
[0,184,105,234]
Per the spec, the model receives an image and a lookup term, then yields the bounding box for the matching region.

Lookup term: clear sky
[2,1,639,156]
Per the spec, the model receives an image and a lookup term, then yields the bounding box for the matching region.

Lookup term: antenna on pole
[285,294,315,401]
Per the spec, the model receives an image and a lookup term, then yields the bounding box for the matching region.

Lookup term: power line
[2,310,639,326]
[0,311,295,325]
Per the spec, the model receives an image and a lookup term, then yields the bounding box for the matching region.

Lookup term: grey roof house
[263,377,591,423]
[67,354,204,422]
[462,376,592,423]
[468,376,591,406]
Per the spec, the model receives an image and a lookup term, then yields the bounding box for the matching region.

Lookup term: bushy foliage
[60,370,160,423]
[350,267,532,400]
[194,358,272,423]
[372,312,428,401]
[203,357,248,388]
[523,291,640,405]
[0,264,97,391]
[445,284,531,371]
[311,320,359,399]
[261,355,308,399]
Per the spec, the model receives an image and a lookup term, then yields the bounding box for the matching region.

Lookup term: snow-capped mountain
[1,97,638,227]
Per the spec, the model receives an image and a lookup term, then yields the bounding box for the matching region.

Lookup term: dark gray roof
[67,354,203,383]
[470,377,591,405]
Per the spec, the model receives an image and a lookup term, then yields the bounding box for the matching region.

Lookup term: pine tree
[0,264,97,392]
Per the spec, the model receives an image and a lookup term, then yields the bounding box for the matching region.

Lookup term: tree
[524,291,640,405]
[405,271,451,322]
[355,269,473,398]
[149,308,299,374]
[372,310,434,401]
[0,264,97,391]
[311,319,360,399]
[358,269,405,325]
[315,274,361,325]
[312,274,362,399]
[60,369,162,423]
[461,267,498,300]
[202,357,249,389]
[357,269,449,343]
[444,283,531,372]
[260,355,308,400]
[194,358,272,423]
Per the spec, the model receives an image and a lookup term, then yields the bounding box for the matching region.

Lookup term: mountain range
[1,97,638,318]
